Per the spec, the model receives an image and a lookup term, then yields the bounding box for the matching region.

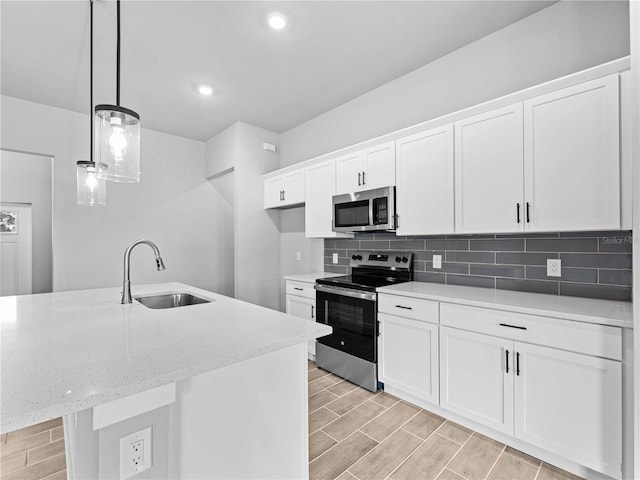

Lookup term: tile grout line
[533,461,543,480]
[482,445,507,480]
[429,434,472,480]
[502,449,543,469]
[321,394,422,479]
[435,430,478,480]
[350,415,426,480]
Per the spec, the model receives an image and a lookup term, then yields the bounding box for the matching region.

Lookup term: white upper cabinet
[263,168,305,209]
[396,125,454,235]
[523,74,620,231]
[305,159,352,238]
[335,142,395,194]
[362,142,396,191]
[335,151,363,194]
[455,104,524,234]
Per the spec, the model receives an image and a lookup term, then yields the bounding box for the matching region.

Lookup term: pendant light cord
[116,0,120,106]
[90,0,94,163]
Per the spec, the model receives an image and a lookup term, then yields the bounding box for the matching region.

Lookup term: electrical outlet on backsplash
[324,231,632,302]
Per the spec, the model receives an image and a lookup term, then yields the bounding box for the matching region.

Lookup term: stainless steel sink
[134,292,213,309]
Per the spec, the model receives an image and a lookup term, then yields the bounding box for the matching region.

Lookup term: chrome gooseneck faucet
[122,239,166,304]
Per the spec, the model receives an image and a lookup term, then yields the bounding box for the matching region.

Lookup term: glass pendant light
[77,161,107,206]
[77,0,107,206]
[95,0,140,183]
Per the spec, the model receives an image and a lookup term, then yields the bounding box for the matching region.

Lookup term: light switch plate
[332,253,338,264]
[296,251,301,261]
[547,259,561,277]
[432,254,442,269]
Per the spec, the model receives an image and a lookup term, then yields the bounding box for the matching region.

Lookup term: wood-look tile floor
[308,361,584,480]
[0,418,66,480]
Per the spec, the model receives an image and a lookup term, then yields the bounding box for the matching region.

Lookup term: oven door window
[334,200,370,227]
[316,291,376,362]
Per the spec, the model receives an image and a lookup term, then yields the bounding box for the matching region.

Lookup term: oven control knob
[351,254,357,260]
[402,257,409,263]
[395,256,401,263]
[356,255,362,261]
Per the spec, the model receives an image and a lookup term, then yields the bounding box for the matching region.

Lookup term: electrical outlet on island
[120,426,152,479]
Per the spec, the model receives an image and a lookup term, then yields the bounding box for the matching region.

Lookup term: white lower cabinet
[439,326,514,435]
[379,294,623,480]
[514,342,622,478]
[439,310,623,480]
[285,280,317,358]
[378,313,439,404]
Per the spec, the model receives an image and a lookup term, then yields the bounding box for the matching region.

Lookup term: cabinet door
[285,294,317,357]
[514,342,622,479]
[264,176,284,209]
[440,326,514,435]
[524,75,620,231]
[335,151,364,194]
[396,125,454,235]
[362,142,395,190]
[305,159,351,238]
[282,169,305,206]
[455,104,524,233]
[378,313,439,404]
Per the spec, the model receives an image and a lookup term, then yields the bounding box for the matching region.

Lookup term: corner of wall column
[629,1,640,479]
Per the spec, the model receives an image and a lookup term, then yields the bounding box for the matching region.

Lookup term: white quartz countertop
[283,272,342,283]
[0,282,332,433]
[377,282,633,329]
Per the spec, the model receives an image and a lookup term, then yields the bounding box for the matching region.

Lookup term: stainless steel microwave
[332,186,395,232]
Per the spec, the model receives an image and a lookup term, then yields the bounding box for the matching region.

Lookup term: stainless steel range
[314,251,413,391]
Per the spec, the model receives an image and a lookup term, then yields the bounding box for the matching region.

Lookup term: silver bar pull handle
[293,287,303,291]
[311,306,315,319]
[395,305,412,310]
[358,172,362,186]
[362,171,366,185]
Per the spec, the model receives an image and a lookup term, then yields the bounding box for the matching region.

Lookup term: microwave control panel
[372,197,388,225]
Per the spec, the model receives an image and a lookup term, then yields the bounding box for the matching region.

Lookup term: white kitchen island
[0,282,331,479]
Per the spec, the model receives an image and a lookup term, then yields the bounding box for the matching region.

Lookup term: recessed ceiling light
[198,85,214,96]
[267,12,287,30]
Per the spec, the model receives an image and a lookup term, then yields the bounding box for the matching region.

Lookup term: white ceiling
[1,1,554,142]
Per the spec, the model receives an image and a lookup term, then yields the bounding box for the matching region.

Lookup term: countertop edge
[377,283,634,329]
[1,328,330,434]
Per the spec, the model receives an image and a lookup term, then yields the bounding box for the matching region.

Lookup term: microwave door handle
[369,198,374,227]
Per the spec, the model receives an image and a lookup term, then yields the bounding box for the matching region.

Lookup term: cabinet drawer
[285,281,316,299]
[440,303,621,360]
[378,294,438,324]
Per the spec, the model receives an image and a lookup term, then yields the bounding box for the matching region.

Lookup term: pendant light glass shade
[95,105,140,183]
[77,161,107,206]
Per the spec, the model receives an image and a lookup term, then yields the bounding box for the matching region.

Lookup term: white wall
[279,207,324,311]
[280,0,630,167]
[205,124,238,179]
[233,122,281,310]
[0,150,53,294]
[0,95,233,295]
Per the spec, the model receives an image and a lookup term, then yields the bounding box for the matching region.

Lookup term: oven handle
[314,284,377,301]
